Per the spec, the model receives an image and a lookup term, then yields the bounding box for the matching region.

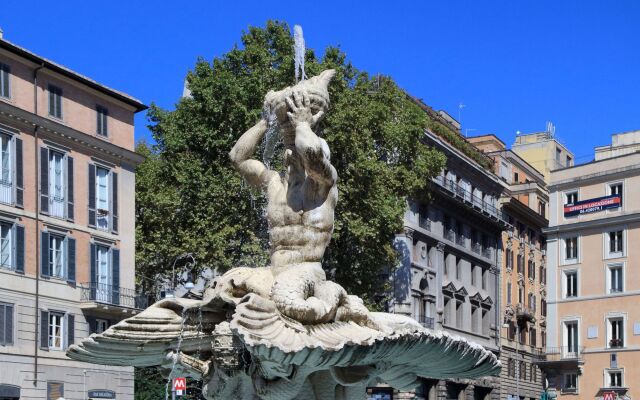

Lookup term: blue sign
[564,194,621,217]
[88,389,116,399]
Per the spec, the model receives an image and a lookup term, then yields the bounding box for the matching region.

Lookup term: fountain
[67,32,500,399]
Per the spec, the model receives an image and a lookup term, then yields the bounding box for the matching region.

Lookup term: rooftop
[0,37,147,112]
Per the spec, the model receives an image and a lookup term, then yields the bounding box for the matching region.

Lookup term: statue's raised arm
[286,90,337,187]
[228,119,277,188]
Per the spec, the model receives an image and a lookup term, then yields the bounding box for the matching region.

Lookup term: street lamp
[165,253,196,298]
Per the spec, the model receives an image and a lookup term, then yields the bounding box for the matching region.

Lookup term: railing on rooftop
[80,282,149,310]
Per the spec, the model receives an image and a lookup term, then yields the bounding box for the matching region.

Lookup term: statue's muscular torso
[266,156,337,270]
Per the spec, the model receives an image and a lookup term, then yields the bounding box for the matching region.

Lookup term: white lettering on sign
[173,378,186,396]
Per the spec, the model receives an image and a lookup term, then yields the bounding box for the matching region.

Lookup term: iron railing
[80,282,149,310]
[533,346,585,362]
[432,175,502,218]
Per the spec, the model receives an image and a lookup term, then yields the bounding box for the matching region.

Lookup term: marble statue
[68,69,500,400]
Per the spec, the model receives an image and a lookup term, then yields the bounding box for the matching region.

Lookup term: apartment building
[0,36,146,399]
[542,130,640,400]
[391,127,508,400]
[512,130,574,182]
[469,135,547,400]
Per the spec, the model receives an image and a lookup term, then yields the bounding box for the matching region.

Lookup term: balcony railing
[432,176,503,220]
[0,179,12,204]
[456,234,465,246]
[533,346,585,363]
[445,229,455,242]
[609,338,624,348]
[80,282,149,310]
[417,315,435,329]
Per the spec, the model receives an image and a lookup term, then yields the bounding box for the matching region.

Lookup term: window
[481,269,488,290]
[455,258,461,280]
[471,305,479,333]
[49,150,65,218]
[507,282,512,305]
[609,182,623,206]
[609,264,623,294]
[455,301,463,329]
[48,85,63,119]
[48,312,64,350]
[608,230,623,256]
[507,321,516,341]
[506,248,513,270]
[517,254,524,274]
[608,370,623,387]
[0,222,12,269]
[566,155,572,167]
[95,244,112,302]
[528,259,535,280]
[0,63,10,98]
[538,200,546,218]
[539,265,546,285]
[556,147,562,162]
[0,133,11,206]
[565,237,578,261]
[96,106,109,136]
[513,172,519,183]
[96,166,110,230]
[563,373,577,392]
[519,285,524,304]
[565,321,579,355]
[0,302,13,346]
[541,299,547,317]
[608,318,624,348]
[530,327,537,347]
[443,297,451,325]
[564,270,578,298]
[96,319,109,334]
[508,358,515,377]
[49,234,66,279]
[565,191,578,205]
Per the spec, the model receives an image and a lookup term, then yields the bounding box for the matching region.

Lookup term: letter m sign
[173,377,186,396]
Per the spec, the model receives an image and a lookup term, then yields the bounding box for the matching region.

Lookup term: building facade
[469,135,548,400]
[511,130,574,183]
[0,37,145,399]
[391,128,508,400]
[542,131,640,400]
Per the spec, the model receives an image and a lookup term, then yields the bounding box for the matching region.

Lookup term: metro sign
[564,194,621,217]
[173,377,186,396]
[602,392,616,400]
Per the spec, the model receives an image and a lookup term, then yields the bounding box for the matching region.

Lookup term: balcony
[516,303,536,323]
[533,346,585,371]
[609,338,624,349]
[80,282,149,315]
[455,234,465,247]
[445,229,456,242]
[432,176,508,227]
[417,315,435,329]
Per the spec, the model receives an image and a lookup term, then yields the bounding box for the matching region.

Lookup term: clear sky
[2,0,639,164]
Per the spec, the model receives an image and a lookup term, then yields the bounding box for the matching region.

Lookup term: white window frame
[562,269,579,299]
[606,181,624,213]
[96,105,109,137]
[603,227,626,259]
[562,318,581,358]
[0,131,14,205]
[563,190,579,221]
[606,262,625,295]
[606,313,626,349]
[605,368,624,388]
[0,221,13,270]
[562,372,578,392]
[47,84,63,120]
[48,311,65,350]
[561,235,580,265]
[96,318,109,334]
[95,166,111,231]
[48,149,66,219]
[48,233,66,280]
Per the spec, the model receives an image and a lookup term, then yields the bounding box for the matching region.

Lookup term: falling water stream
[165,307,189,399]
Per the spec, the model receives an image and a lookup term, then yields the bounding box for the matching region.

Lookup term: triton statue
[68,70,500,400]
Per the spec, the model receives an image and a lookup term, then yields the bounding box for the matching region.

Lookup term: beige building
[0,36,145,399]
[470,135,548,400]
[512,130,574,182]
[541,130,640,399]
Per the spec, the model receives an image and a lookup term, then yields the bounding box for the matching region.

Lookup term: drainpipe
[33,62,44,385]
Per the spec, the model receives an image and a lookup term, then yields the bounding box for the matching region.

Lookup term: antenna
[458,103,466,127]
[545,121,555,137]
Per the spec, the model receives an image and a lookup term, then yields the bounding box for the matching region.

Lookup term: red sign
[173,377,186,395]
[602,392,615,400]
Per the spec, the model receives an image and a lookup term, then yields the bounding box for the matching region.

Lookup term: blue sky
[2,0,639,164]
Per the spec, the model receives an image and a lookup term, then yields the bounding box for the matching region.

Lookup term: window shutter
[96,108,101,135]
[111,171,118,233]
[40,310,49,349]
[66,237,76,285]
[90,243,96,300]
[5,304,12,345]
[48,88,55,116]
[88,164,96,227]
[66,156,74,221]
[14,224,24,274]
[66,313,74,348]
[111,249,120,305]
[0,304,5,345]
[86,315,96,334]
[40,147,49,214]
[14,137,23,207]
[40,231,50,277]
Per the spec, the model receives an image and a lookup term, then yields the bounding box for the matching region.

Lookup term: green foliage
[134,367,205,400]
[427,120,494,169]
[136,20,446,303]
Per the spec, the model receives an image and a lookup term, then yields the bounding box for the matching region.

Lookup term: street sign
[602,392,615,400]
[173,377,186,396]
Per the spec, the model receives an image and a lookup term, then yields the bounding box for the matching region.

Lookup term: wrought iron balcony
[533,346,585,364]
[80,282,149,312]
[516,303,536,323]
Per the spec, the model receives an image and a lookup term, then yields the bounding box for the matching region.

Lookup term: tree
[136,20,446,303]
